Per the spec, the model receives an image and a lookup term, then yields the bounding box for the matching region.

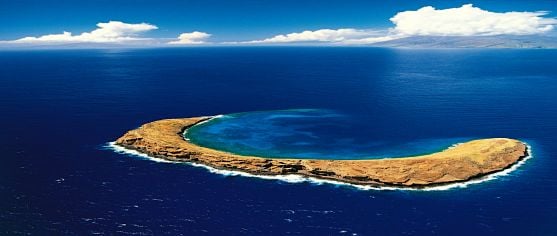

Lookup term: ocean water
[1,47,556,235]
[184,109,473,159]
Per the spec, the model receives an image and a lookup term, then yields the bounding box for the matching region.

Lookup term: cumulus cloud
[249,29,374,43]
[3,4,556,47]
[240,28,397,44]
[241,4,557,45]
[391,4,557,36]
[168,31,211,44]
[242,28,406,45]
[11,21,158,44]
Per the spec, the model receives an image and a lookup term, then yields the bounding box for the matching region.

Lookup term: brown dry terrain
[115,117,528,187]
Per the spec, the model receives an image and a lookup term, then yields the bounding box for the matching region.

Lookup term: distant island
[370,35,557,49]
[115,116,529,187]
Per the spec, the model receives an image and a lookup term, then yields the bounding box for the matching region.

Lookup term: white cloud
[239,4,557,45]
[240,28,397,44]
[241,28,404,45]
[249,29,374,43]
[11,21,158,44]
[391,4,557,36]
[2,4,556,47]
[168,31,211,44]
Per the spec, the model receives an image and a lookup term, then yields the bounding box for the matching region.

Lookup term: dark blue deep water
[1,47,556,235]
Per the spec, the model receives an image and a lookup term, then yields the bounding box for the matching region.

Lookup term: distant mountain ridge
[370,35,557,49]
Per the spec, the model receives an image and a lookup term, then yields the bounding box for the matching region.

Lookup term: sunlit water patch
[184,109,473,159]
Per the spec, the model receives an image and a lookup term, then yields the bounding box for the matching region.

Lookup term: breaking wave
[105,142,532,191]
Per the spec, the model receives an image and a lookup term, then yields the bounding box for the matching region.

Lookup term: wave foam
[182,114,224,139]
[105,142,533,191]
[108,142,177,163]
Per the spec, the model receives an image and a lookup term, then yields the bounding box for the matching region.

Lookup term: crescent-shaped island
[114,116,529,187]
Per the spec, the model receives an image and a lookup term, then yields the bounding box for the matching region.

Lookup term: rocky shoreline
[115,116,529,187]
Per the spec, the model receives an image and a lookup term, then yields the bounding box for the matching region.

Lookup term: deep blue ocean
[1,47,556,235]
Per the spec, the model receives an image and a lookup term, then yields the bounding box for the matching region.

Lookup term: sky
[0,0,556,46]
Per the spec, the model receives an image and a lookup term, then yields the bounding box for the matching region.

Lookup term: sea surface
[184,109,473,159]
[1,47,556,235]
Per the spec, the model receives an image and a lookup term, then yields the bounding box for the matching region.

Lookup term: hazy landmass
[371,35,557,49]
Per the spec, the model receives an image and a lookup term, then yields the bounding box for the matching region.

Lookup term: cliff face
[115,117,528,187]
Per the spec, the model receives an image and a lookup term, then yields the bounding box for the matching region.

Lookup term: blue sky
[1,0,556,45]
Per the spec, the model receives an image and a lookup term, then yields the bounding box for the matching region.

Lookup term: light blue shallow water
[185,109,473,159]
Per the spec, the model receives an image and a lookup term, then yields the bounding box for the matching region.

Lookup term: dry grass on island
[115,117,528,187]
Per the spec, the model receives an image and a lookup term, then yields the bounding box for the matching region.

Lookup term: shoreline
[106,142,532,191]
[113,116,530,188]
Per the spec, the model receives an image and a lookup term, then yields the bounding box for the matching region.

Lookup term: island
[115,116,529,187]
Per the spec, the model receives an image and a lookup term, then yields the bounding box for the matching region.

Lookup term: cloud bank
[238,29,400,45]
[391,4,557,36]
[2,4,556,47]
[248,29,376,43]
[12,21,158,44]
[244,4,557,44]
[168,31,211,44]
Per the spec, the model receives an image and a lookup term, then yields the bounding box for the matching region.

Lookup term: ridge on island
[114,116,529,187]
